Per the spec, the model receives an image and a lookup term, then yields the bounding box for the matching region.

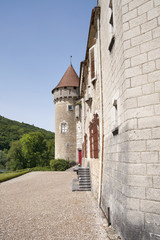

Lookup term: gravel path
[0,171,109,240]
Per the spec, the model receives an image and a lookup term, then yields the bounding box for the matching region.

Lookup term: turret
[52,65,80,161]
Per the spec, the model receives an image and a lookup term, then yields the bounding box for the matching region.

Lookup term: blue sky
[0,0,97,132]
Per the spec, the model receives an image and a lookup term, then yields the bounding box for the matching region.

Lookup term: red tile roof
[52,65,79,93]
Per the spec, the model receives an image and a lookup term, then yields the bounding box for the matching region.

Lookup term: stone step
[78,169,89,171]
[72,167,91,191]
[79,174,90,176]
[78,189,91,191]
[78,172,90,175]
[79,183,91,186]
[78,170,89,172]
[79,186,91,190]
[78,170,90,172]
[79,179,91,182]
[78,176,90,179]
[79,187,91,191]
[79,179,90,181]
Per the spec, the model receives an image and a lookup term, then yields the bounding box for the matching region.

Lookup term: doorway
[78,150,82,165]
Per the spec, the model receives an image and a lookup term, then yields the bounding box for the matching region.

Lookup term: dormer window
[89,45,97,82]
[108,0,115,52]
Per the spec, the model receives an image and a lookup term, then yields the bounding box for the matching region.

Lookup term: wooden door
[78,150,82,165]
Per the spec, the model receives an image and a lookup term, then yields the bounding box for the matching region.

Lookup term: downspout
[97,10,104,207]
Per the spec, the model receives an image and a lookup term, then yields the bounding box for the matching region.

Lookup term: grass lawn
[0,170,30,183]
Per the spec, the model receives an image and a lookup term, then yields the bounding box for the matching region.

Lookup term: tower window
[68,105,73,111]
[74,87,77,90]
[61,123,67,133]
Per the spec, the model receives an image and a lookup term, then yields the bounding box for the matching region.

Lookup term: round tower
[52,64,80,161]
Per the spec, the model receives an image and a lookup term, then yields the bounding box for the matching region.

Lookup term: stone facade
[79,7,102,198]
[79,1,160,240]
[98,0,160,239]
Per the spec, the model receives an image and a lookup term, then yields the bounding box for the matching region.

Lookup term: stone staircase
[72,167,91,191]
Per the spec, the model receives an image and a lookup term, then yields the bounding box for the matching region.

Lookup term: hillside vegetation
[0,116,55,170]
[0,115,54,150]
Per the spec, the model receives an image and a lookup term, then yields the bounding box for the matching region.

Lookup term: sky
[0,0,97,132]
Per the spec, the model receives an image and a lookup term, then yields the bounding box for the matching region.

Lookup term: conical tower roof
[52,65,79,93]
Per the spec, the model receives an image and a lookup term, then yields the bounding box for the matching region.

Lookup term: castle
[52,0,160,239]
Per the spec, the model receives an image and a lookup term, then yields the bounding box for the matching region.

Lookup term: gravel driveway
[0,171,109,240]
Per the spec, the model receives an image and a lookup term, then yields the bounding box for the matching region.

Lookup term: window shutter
[89,114,99,159]
[90,47,95,80]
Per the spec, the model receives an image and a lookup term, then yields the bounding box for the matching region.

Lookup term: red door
[78,150,82,165]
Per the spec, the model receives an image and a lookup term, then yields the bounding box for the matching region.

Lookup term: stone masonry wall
[99,0,160,240]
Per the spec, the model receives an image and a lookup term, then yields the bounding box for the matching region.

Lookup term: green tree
[20,132,48,168]
[46,139,55,160]
[7,141,26,170]
[0,150,7,168]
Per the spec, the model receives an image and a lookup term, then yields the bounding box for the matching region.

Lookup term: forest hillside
[0,115,54,151]
[0,116,55,170]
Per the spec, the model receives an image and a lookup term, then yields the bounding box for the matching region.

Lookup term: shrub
[50,159,70,171]
[30,166,51,171]
[69,161,76,167]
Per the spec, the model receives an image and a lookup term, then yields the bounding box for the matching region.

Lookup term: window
[108,0,115,52]
[68,105,73,111]
[60,89,62,95]
[61,123,67,133]
[89,45,96,82]
[74,87,77,90]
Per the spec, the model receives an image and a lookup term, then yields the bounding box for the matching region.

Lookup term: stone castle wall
[99,0,160,239]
